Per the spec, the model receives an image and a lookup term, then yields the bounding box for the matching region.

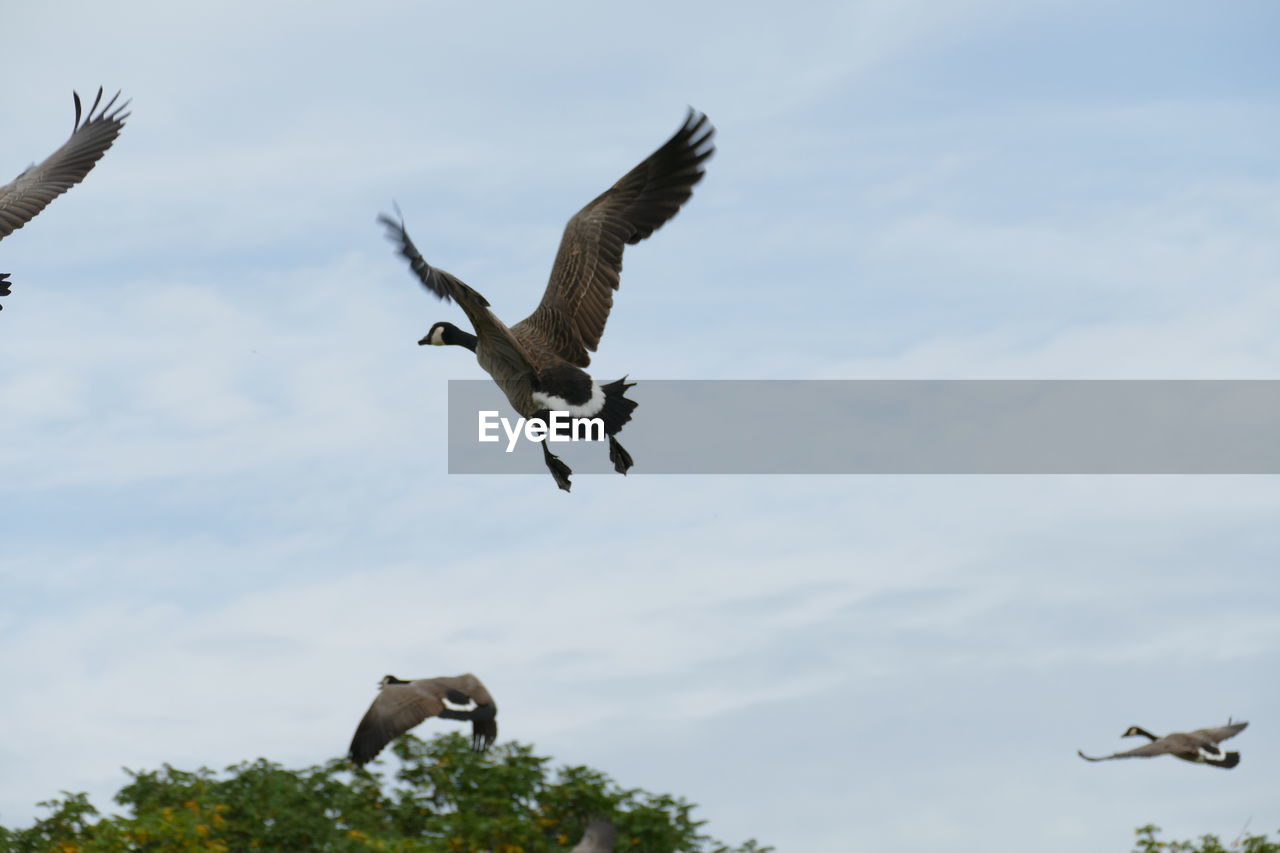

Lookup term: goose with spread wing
[1077,720,1248,768]
[348,673,497,766]
[1,88,129,311]
[380,109,714,491]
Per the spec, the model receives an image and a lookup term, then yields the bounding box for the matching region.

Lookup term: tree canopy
[5,741,1272,853]
[1133,824,1279,853]
[0,733,770,853]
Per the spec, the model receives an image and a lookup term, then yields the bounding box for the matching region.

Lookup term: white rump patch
[533,382,605,417]
[442,695,478,713]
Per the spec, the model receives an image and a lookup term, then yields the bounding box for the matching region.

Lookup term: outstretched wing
[1189,721,1248,745]
[379,209,536,392]
[0,88,129,240]
[517,110,715,366]
[1077,741,1176,761]
[348,681,447,767]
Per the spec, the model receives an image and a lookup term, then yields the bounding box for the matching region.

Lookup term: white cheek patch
[532,382,605,417]
[430,327,446,346]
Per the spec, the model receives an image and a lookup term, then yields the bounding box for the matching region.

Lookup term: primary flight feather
[1,88,129,311]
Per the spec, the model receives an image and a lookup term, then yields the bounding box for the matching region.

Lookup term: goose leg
[541,439,573,492]
[608,435,633,475]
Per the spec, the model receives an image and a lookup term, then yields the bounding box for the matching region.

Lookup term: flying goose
[569,814,617,853]
[1,88,130,311]
[348,673,497,766]
[380,109,715,491]
[1077,720,1248,768]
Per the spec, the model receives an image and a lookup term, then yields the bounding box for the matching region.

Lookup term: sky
[2,1,1279,850]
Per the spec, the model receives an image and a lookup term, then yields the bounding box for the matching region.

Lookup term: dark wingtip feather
[71,86,130,132]
[375,210,401,232]
[376,206,455,305]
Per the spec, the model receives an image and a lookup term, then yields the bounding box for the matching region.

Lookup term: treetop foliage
[0,734,771,853]
[1133,824,1279,853]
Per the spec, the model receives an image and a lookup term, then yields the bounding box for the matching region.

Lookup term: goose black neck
[444,325,478,352]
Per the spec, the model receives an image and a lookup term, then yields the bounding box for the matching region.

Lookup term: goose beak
[417,335,431,345]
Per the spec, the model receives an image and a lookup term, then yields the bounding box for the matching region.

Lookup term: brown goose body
[381,109,715,491]
[348,673,497,766]
[1,88,129,310]
[1077,721,1248,768]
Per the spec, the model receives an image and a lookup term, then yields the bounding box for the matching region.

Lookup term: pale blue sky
[2,1,1278,850]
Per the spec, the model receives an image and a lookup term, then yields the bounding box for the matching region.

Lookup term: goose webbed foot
[541,441,573,492]
[608,435,633,475]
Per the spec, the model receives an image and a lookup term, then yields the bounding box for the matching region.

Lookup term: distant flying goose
[1077,720,1248,768]
[348,673,497,766]
[569,814,618,853]
[381,109,715,491]
[1,88,129,311]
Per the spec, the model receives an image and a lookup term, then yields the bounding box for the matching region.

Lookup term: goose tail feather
[598,377,638,436]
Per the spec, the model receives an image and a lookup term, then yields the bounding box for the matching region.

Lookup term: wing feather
[348,682,446,766]
[0,88,129,240]
[570,815,618,853]
[517,110,715,366]
[379,210,538,395]
[1077,740,1177,761]
[1189,721,1248,744]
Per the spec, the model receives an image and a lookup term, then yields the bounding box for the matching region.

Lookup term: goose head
[419,321,477,352]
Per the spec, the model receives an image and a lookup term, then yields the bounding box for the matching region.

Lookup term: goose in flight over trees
[1077,720,1248,768]
[348,673,497,766]
[380,109,715,491]
[1,88,129,311]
